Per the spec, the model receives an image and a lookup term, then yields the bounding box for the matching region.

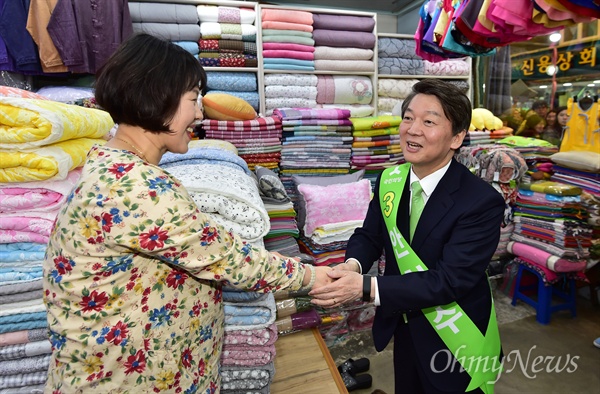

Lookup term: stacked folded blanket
[0,96,105,391]
[221,289,278,393]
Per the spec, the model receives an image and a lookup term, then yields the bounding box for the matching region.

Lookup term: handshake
[305,260,366,309]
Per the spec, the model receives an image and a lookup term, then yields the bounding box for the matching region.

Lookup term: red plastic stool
[511,263,577,325]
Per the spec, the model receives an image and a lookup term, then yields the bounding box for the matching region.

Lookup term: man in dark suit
[310,79,505,393]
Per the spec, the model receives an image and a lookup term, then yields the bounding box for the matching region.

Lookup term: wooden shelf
[271,328,348,394]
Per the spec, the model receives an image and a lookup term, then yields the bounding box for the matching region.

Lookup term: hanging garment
[560,96,600,153]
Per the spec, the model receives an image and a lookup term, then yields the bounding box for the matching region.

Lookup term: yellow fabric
[560,97,600,153]
[0,97,113,149]
[0,138,105,182]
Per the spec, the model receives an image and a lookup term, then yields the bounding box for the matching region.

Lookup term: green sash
[379,163,502,393]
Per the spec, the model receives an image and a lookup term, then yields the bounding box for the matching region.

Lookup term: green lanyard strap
[379,164,502,393]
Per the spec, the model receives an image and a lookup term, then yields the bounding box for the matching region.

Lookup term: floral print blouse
[43,146,305,393]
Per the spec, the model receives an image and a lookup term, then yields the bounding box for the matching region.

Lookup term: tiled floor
[328,285,600,394]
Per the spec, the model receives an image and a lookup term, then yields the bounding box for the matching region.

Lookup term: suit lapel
[411,160,461,251]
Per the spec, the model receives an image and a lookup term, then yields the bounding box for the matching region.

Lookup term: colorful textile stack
[274,107,354,202]
[0,96,111,391]
[254,165,300,257]
[312,12,376,73]
[200,117,283,172]
[349,115,403,190]
[509,181,592,281]
[197,4,258,68]
[261,8,315,71]
[221,289,278,394]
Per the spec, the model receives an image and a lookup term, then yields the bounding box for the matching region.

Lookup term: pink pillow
[297,178,371,236]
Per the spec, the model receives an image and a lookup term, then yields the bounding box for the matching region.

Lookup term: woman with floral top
[42,33,331,393]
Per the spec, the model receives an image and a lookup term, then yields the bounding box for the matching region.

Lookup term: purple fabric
[47,0,133,74]
[312,29,375,49]
[311,13,375,32]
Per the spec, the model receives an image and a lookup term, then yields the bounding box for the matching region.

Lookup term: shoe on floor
[341,372,372,392]
[337,357,370,376]
[594,337,600,348]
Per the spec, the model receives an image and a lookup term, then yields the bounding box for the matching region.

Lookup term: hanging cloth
[559,96,600,153]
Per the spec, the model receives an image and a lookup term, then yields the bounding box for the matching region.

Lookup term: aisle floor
[328,286,600,394]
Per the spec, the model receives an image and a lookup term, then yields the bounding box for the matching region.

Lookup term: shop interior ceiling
[262,0,421,14]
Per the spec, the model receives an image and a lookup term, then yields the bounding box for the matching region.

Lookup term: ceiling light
[594,80,600,84]
[546,65,557,75]
[539,85,548,89]
[588,83,596,87]
[563,82,572,86]
[549,32,561,43]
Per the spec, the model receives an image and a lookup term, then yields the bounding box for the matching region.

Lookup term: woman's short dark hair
[401,79,472,136]
[94,33,206,133]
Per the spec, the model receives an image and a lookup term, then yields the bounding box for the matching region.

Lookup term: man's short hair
[532,100,548,110]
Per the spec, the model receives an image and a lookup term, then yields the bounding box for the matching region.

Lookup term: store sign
[511,40,599,80]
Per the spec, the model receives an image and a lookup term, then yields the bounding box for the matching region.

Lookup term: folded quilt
[262,21,313,33]
[0,339,52,361]
[221,362,274,392]
[265,85,316,99]
[0,138,105,182]
[0,354,50,376]
[262,42,315,52]
[199,39,256,55]
[199,52,258,68]
[312,29,375,49]
[315,59,374,72]
[197,5,256,24]
[200,22,257,41]
[0,329,47,347]
[312,13,375,32]
[206,71,257,92]
[224,293,276,331]
[223,323,278,347]
[0,289,42,304]
[316,75,373,105]
[160,147,251,175]
[221,343,276,367]
[378,57,425,75]
[201,116,281,131]
[0,299,45,317]
[0,370,47,389]
[377,37,420,59]
[0,97,112,149]
[263,50,314,61]
[0,243,46,263]
[260,8,313,25]
[132,22,201,41]
[166,163,269,243]
[314,46,373,60]
[0,168,81,214]
[129,2,198,24]
[263,73,317,86]
[273,108,351,120]
[0,277,42,296]
[0,320,47,335]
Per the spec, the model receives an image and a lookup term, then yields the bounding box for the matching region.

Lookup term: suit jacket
[345,159,505,391]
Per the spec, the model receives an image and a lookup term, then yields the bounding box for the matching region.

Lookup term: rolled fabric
[507,241,587,272]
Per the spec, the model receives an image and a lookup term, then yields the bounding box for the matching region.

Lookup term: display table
[271,328,348,393]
